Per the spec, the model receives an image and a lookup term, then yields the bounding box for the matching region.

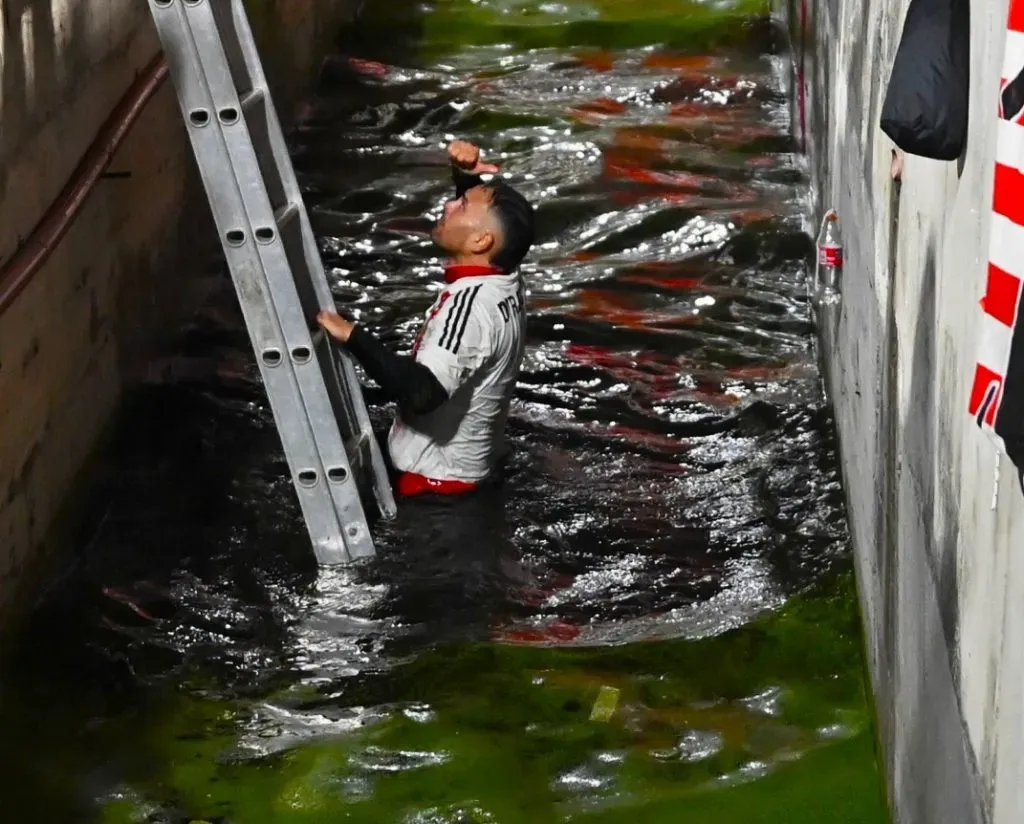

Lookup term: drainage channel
[0,1,887,821]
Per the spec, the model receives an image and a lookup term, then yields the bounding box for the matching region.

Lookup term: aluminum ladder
[147,0,396,563]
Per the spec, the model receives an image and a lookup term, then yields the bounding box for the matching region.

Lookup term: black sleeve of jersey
[453,165,484,197]
[346,326,450,416]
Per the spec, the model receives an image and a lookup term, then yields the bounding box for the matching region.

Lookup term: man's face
[432,185,500,258]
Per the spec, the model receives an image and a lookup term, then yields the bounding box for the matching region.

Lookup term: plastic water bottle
[815,209,843,305]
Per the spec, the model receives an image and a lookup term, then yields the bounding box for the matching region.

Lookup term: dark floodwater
[0,1,887,821]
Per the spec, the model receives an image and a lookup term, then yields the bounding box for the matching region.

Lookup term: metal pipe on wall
[0,54,169,317]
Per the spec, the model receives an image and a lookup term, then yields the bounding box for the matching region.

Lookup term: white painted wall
[790,0,1024,819]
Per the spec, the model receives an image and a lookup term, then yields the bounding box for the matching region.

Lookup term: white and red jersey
[388,263,526,492]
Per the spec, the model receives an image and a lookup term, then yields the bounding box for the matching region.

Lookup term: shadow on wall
[0,0,94,146]
[903,244,961,661]
[898,239,979,822]
[0,0,95,261]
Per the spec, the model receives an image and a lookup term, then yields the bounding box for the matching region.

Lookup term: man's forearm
[346,325,449,416]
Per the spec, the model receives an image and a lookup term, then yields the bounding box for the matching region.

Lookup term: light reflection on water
[0,0,887,821]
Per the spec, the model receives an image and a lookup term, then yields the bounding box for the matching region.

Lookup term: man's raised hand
[448,140,499,175]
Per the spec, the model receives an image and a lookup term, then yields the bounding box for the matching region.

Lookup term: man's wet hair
[484,180,535,273]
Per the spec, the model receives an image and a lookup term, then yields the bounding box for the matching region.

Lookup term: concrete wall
[0,0,359,618]
[783,0,1024,820]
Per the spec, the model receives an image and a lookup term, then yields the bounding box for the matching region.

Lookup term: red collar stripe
[444,264,504,283]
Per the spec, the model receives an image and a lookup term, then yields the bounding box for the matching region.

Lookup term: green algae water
[4,575,882,823]
[0,0,888,821]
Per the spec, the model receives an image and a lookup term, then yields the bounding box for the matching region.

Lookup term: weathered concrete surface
[0,0,361,619]
[782,0,1024,820]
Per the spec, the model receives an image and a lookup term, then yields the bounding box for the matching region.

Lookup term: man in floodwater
[317,140,535,499]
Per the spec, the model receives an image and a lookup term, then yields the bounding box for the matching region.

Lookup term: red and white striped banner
[969,0,1024,465]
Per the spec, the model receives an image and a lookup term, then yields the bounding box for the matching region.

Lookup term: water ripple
[0,3,872,820]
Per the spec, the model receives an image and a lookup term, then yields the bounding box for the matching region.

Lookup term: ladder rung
[275,202,299,229]
[346,432,370,473]
[240,88,265,115]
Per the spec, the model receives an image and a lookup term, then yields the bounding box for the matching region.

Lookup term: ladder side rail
[148,0,353,563]
[180,3,378,558]
[224,0,397,520]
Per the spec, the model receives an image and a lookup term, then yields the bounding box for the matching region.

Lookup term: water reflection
[24,0,840,702]
[0,0,879,820]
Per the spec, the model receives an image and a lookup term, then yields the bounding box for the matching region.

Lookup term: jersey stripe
[413,291,451,355]
[439,285,484,352]
[452,285,483,353]
[439,289,467,351]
